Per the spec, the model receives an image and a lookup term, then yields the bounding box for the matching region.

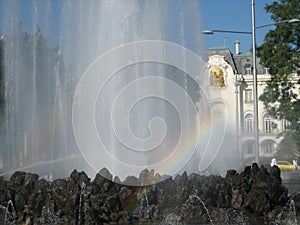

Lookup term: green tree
[275,133,300,160]
[257,0,300,150]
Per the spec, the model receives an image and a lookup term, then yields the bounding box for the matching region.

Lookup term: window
[245,114,253,133]
[245,89,253,103]
[264,67,269,74]
[264,114,273,133]
[242,140,254,155]
[246,143,254,154]
[261,140,274,154]
[246,67,252,75]
[282,119,291,131]
[281,87,289,99]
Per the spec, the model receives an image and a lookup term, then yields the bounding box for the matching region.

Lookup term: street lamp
[203,0,299,164]
[251,0,259,164]
[202,19,300,35]
[202,30,252,35]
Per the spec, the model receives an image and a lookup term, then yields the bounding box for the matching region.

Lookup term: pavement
[281,171,300,194]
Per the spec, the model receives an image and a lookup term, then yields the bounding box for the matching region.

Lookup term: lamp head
[289,18,300,23]
[202,30,214,35]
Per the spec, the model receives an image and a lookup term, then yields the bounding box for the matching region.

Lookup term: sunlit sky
[0,0,275,54]
[201,0,274,53]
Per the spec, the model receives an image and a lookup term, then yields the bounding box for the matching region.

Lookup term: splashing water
[139,188,151,221]
[77,182,86,225]
[182,194,213,225]
[0,1,235,185]
[1,200,17,225]
[286,198,298,225]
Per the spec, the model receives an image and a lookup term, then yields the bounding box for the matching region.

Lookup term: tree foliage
[257,0,300,149]
[275,133,300,160]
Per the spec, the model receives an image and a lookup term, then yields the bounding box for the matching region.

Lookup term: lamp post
[203,0,299,164]
[251,0,259,163]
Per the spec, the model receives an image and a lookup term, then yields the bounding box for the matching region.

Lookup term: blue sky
[0,0,275,54]
[200,0,274,53]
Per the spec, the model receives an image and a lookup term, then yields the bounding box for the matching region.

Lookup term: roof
[206,47,266,75]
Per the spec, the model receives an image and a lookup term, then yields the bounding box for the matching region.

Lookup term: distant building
[202,41,290,163]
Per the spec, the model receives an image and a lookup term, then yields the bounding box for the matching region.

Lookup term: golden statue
[210,67,225,87]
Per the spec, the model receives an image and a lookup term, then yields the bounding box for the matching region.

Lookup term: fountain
[271,196,299,225]
[77,182,86,225]
[0,0,220,185]
[138,187,152,222]
[287,199,297,225]
[181,194,213,224]
[1,1,298,225]
[0,200,17,225]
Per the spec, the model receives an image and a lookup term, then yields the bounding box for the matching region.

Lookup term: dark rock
[181,194,211,224]
[107,194,120,212]
[288,193,300,214]
[9,171,27,185]
[114,176,121,183]
[98,167,113,181]
[0,166,293,225]
[118,210,131,224]
[139,169,155,185]
[251,162,259,173]
[0,176,8,203]
[226,169,237,176]
[244,188,271,215]
[123,175,140,186]
[270,165,282,185]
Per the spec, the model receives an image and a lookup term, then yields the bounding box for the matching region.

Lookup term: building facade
[204,43,288,163]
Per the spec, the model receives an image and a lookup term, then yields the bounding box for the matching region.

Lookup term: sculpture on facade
[210,67,225,87]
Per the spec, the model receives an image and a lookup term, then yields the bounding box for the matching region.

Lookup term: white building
[203,42,288,164]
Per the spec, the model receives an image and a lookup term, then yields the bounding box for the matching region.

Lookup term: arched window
[244,114,253,133]
[245,67,252,75]
[264,114,273,133]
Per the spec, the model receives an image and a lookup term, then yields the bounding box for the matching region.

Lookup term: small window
[246,143,254,154]
[246,67,252,75]
[242,141,254,155]
[261,141,274,154]
[245,89,253,103]
[282,119,291,131]
[264,67,269,74]
[245,114,253,133]
[264,114,273,134]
